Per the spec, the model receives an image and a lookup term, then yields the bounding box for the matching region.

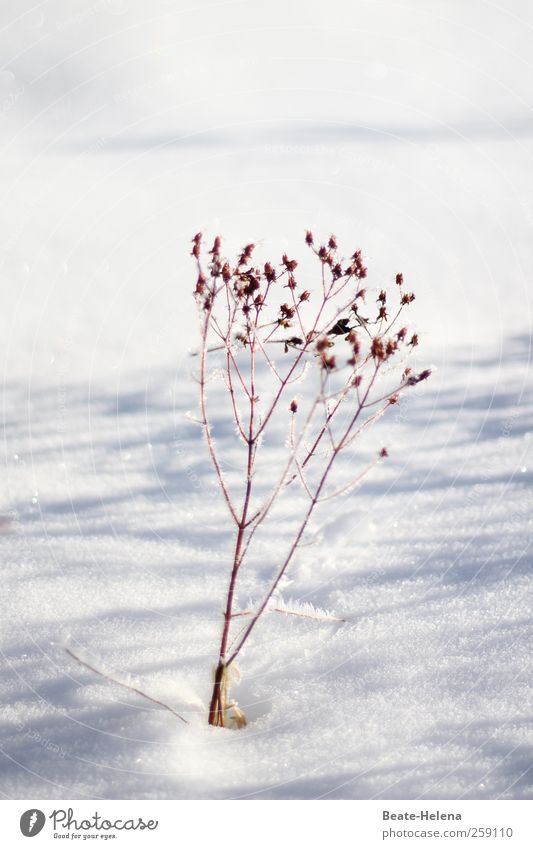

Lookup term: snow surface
[1,0,532,799]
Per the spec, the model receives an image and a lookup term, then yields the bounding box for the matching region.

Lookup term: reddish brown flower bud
[290,399,298,413]
[321,353,336,370]
[195,273,206,295]
[371,337,385,360]
[305,230,314,246]
[408,333,419,347]
[377,290,387,303]
[385,338,397,357]
[264,262,276,282]
[238,243,255,265]
[378,306,388,321]
[332,262,343,280]
[352,374,363,386]
[222,262,232,282]
[299,289,311,301]
[396,273,403,286]
[401,292,415,305]
[397,327,408,341]
[328,234,337,250]
[209,236,221,256]
[191,233,202,256]
[417,369,432,382]
[282,254,298,272]
[280,303,295,319]
[379,447,389,458]
[315,336,331,353]
[389,394,399,405]
[347,329,359,347]
[287,273,297,290]
[355,288,367,300]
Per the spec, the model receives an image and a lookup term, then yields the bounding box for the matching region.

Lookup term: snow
[1,0,532,800]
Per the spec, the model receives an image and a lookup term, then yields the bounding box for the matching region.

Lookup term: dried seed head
[352,374,363,387]
[243,274,260,296]
[396,272,403,286]
[238,243,255,265]
[191,232,202,258]
[332,262,343,280]
[328,318,351,336]
[321,353,336,370]
[305,230,314,246]
[280,303,295,319]
[379,447,389,458]
[347,249,367,279]
[397,327,408,341]
[371,337,385,360]
[408,333,419,347]
[328,234,337,250]
[347,329,360,350]
[222,262,232,282]
[264,261,276,282]
[290,399,298,413]
[385,338,397,357]
[209,236,221,256]
[195,273,206,296]
[406,369,430,386]
[315,336,331,353]
[378,290,387,303]
[299,289,311,302]
[401,292,416,305]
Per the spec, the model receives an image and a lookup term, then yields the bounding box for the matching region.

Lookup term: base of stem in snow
[208,662,247,729]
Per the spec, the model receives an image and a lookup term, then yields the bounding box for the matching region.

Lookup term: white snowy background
[0,0,532,799]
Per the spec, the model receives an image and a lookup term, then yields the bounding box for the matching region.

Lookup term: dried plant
[192,231,430,728]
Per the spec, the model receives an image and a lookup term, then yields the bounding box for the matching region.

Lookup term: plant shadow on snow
[0,650,194,798]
